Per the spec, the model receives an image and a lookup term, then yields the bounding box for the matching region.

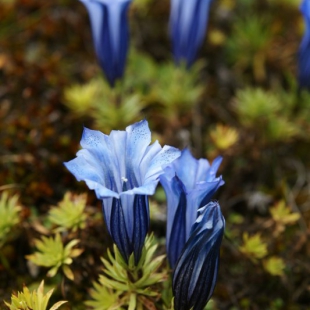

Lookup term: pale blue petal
[64,156,119,198]
[80,127,121,192]
[172,148,199,190]
[144,145,181,181]
[125,120,151,185]
[195,158,211,182]
[109,130,128,184]
[120,181,159,197]
[138,140,162,181]
[160,171,186,257]
[206,156,223,181]
[79,0,104,55]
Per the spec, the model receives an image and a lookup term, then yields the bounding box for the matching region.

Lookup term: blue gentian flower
[298,0,310,89]
[169,0,214,67]
[160,148,223,268]
[79,0,132,87]
[173,201,225,310]
[64,120,180,263]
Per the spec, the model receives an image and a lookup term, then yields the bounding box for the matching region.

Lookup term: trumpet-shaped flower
[169,0,214,67]
[173,201,225,310]
[160,148,223,268]
[298,0,310,89]
[64,120,180,263]
[79,0,132,87]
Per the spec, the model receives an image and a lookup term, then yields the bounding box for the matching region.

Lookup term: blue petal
[132,195,149,264]
[160,148,224,251]
[64,156,119,199]
[167,176,187,268]
[103,195,150,263]
[109,198,132,261]
[79,0,132,86]
[171,148,200,189]
[125,120,151,187]
[170,0,214,66]
[160,167,181,245]
[299,0,310,88]
[144,145,181,181]
[80,127,121,192]
[185,178,223,238]
[173,201,225,310]
[65,120,181,264]
[206,156,223,181]
[79,0,104,55]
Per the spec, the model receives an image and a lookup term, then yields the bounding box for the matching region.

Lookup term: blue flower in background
[64,120,180,263]
[160,148,223,268]
[79,0,132,87]
[298,0,310,89]
[173,201,225,310]
[169,0,214,67]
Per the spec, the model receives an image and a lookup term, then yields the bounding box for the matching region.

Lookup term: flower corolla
[64,120,180,263]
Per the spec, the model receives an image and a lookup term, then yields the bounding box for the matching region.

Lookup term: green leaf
[0,191,21,247]
[239,232,268,262]
[263,256,286,276]
[26,234,82,280]
[4,280,67,310]
[48,192,87,233]
[86,234,168,309]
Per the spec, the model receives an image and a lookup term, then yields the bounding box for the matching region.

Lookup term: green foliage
[239,233,268,263]
[226,16,273,81]
[48,192,87,232]
[209,124,239,151]
[4,280,67,310]
[0,191,21,247]
[267,0,299,7]
[26,234,83,280]
[86,235,167,310]
[63,79,100,116]
[131,0,153,13]
[147,62,204,123]
[128,51,204,125]
[270,200,300,235]
[64,50,204,131]
[234,88,301,143]
[64,77,145,132]
[263,256,286,276]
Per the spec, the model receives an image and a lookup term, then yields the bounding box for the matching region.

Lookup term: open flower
[160,148,223,268]
[298,0,310,89]
[64,120,180,263]
[79,0,132,87]
[173,201,225,310]
[169,0,214,67]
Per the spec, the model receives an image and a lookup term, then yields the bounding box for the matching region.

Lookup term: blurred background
[0,0,310,309]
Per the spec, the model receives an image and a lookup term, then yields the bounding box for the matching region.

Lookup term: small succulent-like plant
[0,191,21,247]
[270,200,300,235]
[85,234,166,310]
[48,192,87,232]
[209,124,239,151]
[263,256,286,277]
[234,88,300,143]
[64,77,145,133]
[226,16,273,82]
[239,232,268,263]
[26,234,83,280]
[4,280,67,310]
